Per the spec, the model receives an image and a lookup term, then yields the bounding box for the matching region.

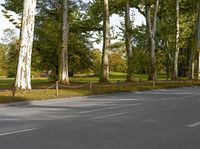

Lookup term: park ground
[0,72,199,104]
[0,87,200,149]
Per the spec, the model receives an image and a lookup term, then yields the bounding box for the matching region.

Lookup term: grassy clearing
[0,72,186,89]
[0,80,198,104]
[0,89,91,104]
[0,72,127,89]
[0,78,14,89]
[0,78,55,89]
[0,72,197,104]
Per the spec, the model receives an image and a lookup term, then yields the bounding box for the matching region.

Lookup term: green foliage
[2,0,23,14]
[160,0,199,78]
[129,25,149,74]
[33,0,94,79]
[5,41,19,78]
[2,0,96,81]
[109,52,127,72]
[0,45,7,76]
[0,29,19,78]
[90,49,101,75]
[68,33,93,75]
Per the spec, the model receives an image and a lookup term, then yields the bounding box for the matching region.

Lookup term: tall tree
[173,0,180,80]
[100,0,110,82]
[145,0,159,81]
[60,0,69,84]
[197,2,200,79]
[125,0,133,81]
[15,0,37,90]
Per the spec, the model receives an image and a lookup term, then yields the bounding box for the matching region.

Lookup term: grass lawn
[0,72,184,89]
[0,89,92,104]
[0,72,197,104]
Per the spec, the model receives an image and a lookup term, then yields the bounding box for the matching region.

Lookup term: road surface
[0,87,200,149]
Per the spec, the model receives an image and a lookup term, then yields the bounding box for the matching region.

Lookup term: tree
[100,0,110,82]
[197,2,200,79]
[145,0,159,81]
[173,0,180,80]
[15,0,37,90]
[125,0,133,81]
[156,0,175,78]
[60,0,69,84]
[131,25,149,74]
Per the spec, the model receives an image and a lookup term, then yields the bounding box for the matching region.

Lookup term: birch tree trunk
[125,0,133,81]
[15,0,37,90]
[100,0,110,82]
[197,3,200,79]
[198,53,200,79]
[61,0,69,84]
[173,0,180,80]
[189,38,195,80]
[145,4,151,80]
[145,0,159,81]
[151,0,159,81]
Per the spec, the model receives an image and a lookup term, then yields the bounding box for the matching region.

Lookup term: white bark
[100,0,110,82]
[197,3,200,79]
[198,52,200,79]
[189,45,194,80]
[15,0,37,90]
[151,0,159,81]
[61,0,69,84]
[145,0,159,81]
[173,0,180,79]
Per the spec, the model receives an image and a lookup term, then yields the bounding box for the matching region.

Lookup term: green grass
[0,89,91,104]
[0,78,14,89]
[31,78,55,88]
[0,78,55,89]
[0,72,197,104]
[0,72,173,89]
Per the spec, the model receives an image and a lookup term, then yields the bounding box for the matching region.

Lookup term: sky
[0,0,145,47]
[0,4,19,39]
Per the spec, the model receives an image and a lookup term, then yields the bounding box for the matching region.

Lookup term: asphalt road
[0,87,200,149]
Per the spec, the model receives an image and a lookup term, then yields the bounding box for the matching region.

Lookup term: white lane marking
[90,110,139,120]
[0,128,39,137]
[135,91,200,95]
[79,103,142,114]
[0,118,20,121]
[83,99,143,101]
[187,121,200,128]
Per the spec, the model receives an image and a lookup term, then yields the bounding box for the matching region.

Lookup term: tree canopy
[1,0,200,89]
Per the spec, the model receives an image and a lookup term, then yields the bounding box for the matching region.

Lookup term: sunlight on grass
[0,89,91,104]
[0,72,198,104]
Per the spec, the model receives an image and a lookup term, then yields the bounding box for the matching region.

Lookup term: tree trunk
[125,0,133,81]
[145,4,152,80]
[173,0,180,80]
[60,0,69,84]
[197,3,200,79]
[189,39,195,80]
[198,52,200,79]
[145,0,159,81]
[15,0,37,90]
[100,0,110,82]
